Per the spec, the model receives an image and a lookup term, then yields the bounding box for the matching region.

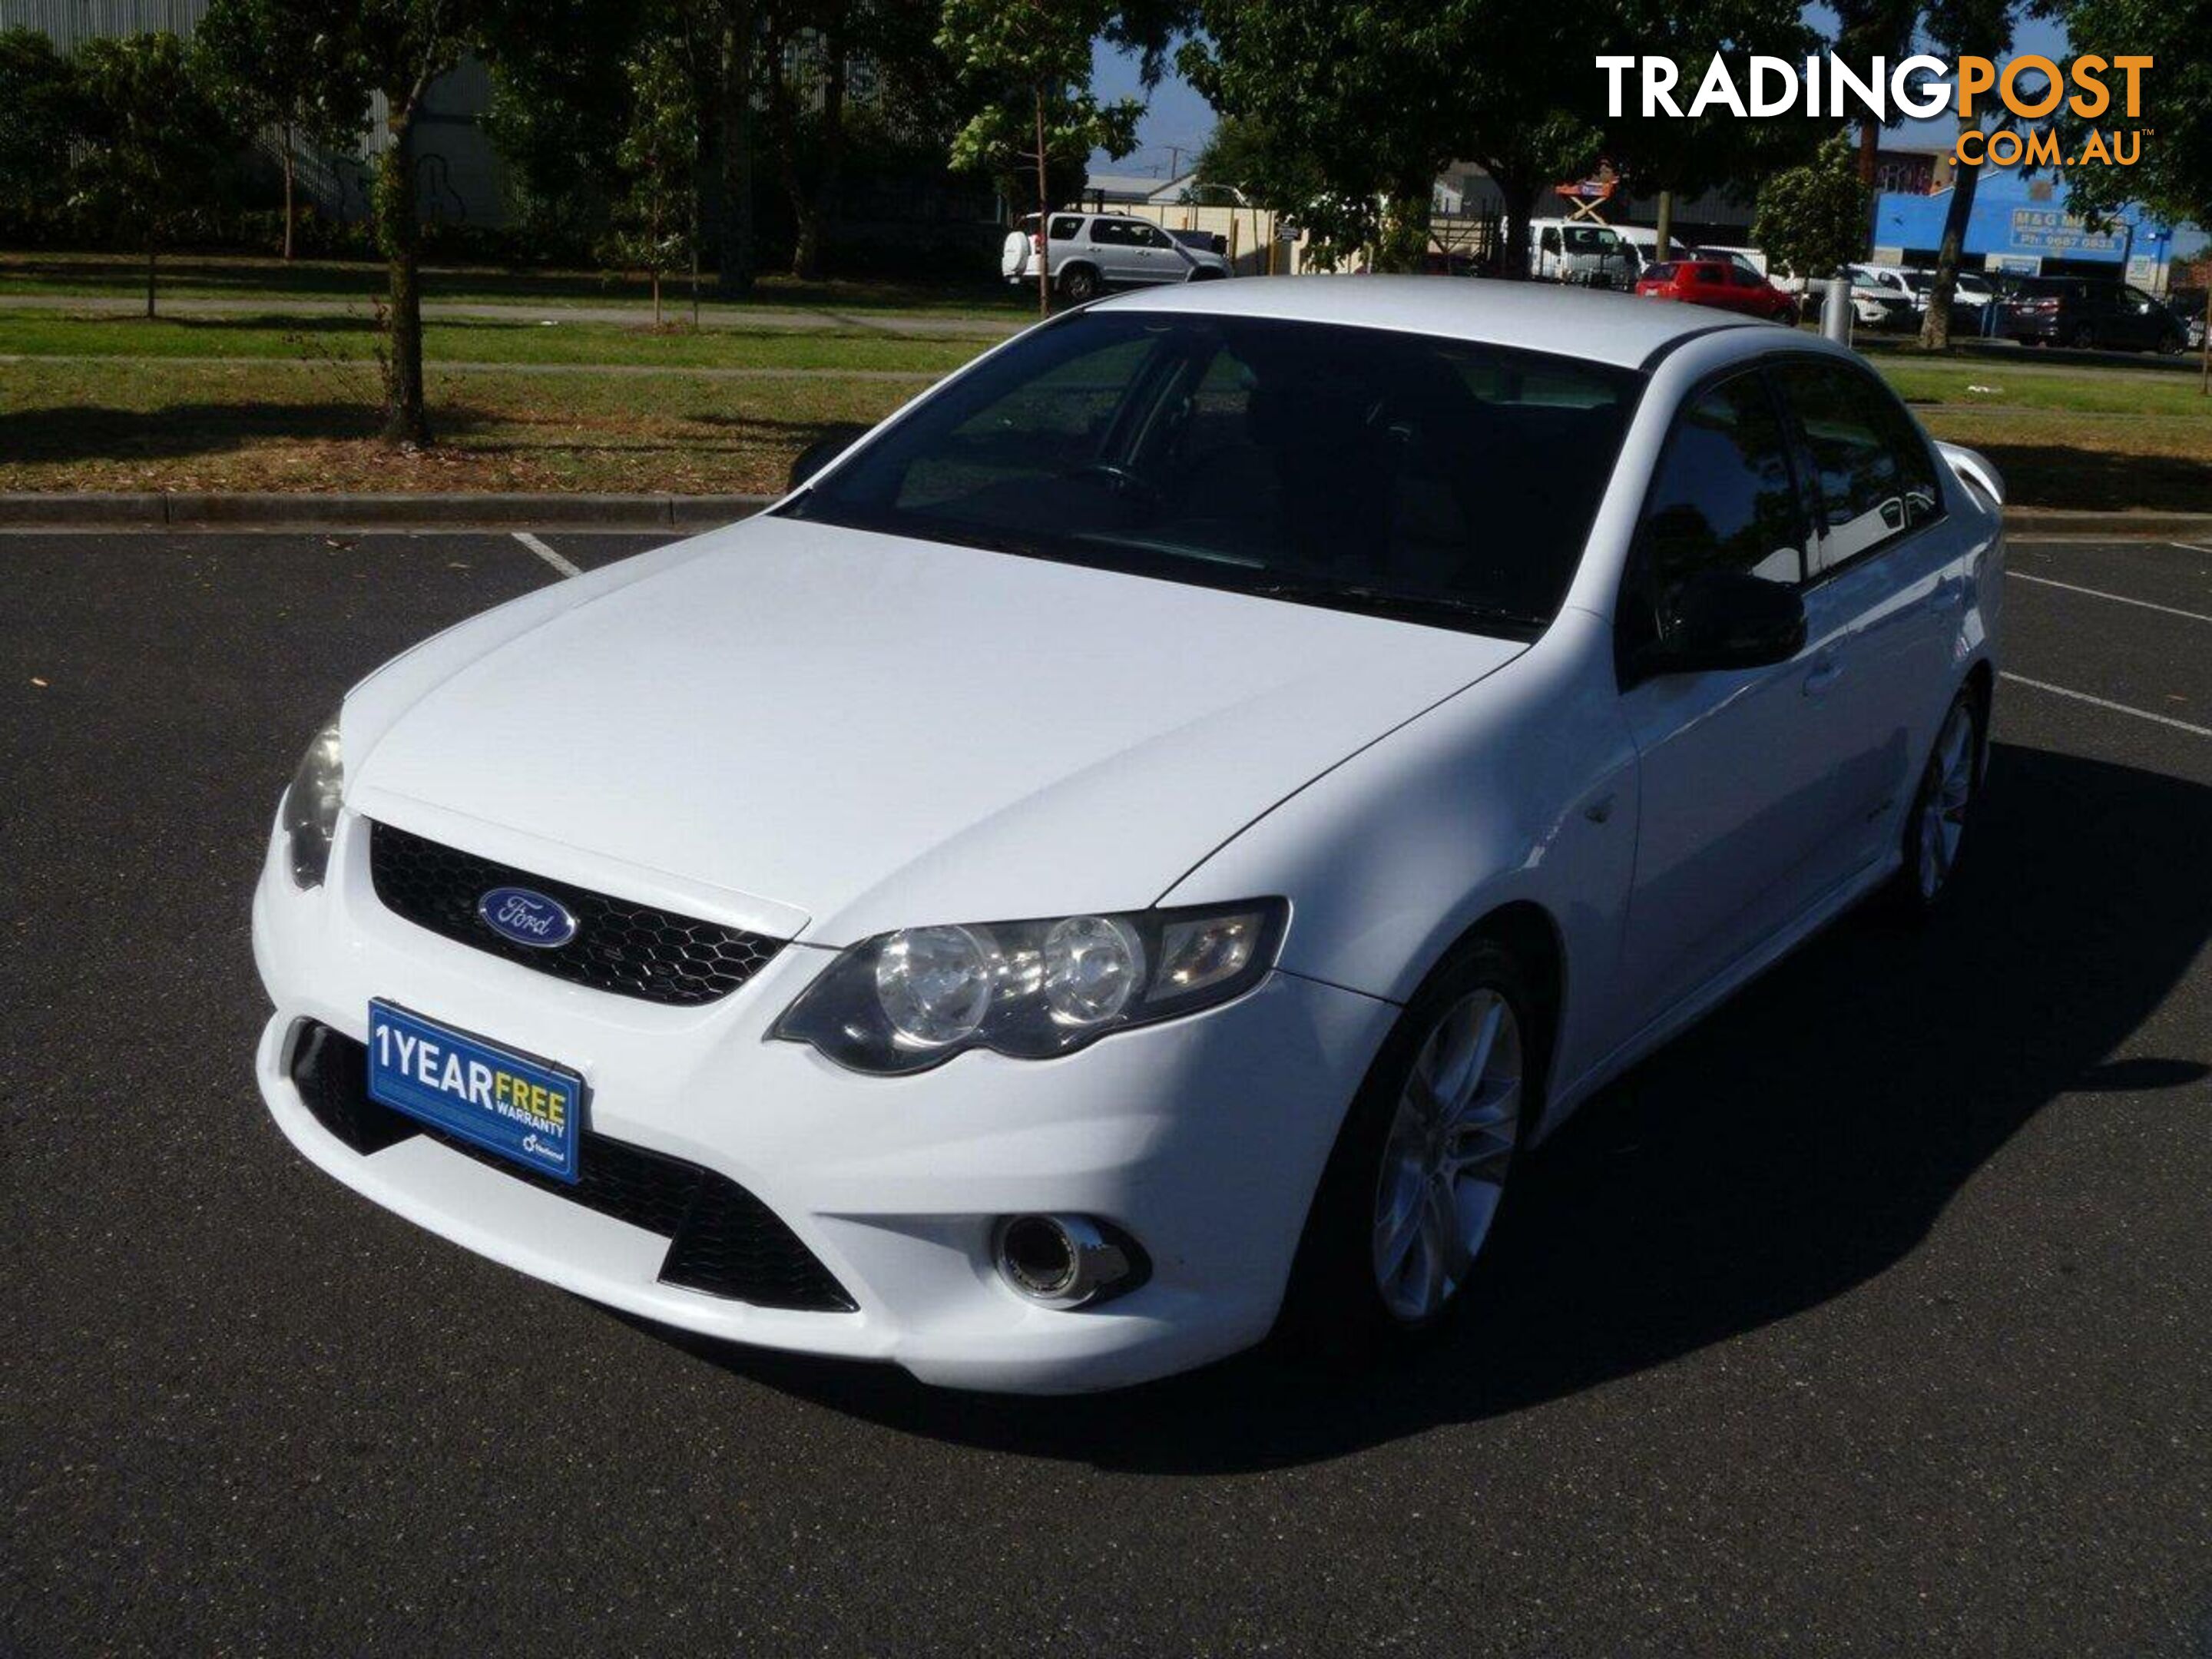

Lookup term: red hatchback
[1634,259,1796,324]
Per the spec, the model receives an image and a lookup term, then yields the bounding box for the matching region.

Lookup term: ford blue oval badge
[477,886,578,949]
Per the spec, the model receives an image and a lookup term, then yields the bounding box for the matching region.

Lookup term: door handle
[1802,653,1844,697]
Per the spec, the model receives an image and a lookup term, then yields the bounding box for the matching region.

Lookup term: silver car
[1002,212,1231,303]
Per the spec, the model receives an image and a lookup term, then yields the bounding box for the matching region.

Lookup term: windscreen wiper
[1243,580,1545,636]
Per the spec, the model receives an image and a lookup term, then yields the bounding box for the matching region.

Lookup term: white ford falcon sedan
[253,279,2003,1393]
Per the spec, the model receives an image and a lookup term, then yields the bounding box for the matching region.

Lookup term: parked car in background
[1528,218,1641,286]
[1950,270,2000,309]
[1692,244,1768,277]
[1616,227,1693,273]
[1635,259,1798,323]
[1002,212,1231,303]
[1167,227,1229,258]
[253,278,2004,1393]
[1896,270,1993,335]
[2168,286,2208,351]
[2000,276,2187,353]
[1840,267,1919,331]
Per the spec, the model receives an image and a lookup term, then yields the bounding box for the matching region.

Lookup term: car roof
[1091,275,1762,369]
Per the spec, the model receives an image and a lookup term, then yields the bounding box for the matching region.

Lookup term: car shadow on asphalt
[645,739,2212,1472]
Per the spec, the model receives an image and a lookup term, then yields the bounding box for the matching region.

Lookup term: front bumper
[251,812,1397,1392]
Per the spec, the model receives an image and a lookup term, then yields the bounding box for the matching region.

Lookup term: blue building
[1873,157,2205,293]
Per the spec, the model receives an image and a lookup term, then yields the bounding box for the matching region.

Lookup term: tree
[938,0,1146,314]
[613,36,700,323]
[284,0,535,445]
[69,34,235,319]
[2055,0,2212,385]
[1754,131,1874,283]
[194,0,370,259]
[1919,0,2018,348]
[1188,0,1596,277]
[763,0,851,280]
[709,0,764,298]
[0,28,76,233]
[1833,0,1923,184]
[1593,18,1825,254]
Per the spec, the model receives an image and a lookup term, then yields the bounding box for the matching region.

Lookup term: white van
[1526,219,1641,286]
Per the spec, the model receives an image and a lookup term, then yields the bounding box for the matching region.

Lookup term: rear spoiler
[1936,441,2005,508]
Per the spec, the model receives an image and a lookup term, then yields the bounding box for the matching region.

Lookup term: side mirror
[787,422,873,492]
[1647,569,1806,675]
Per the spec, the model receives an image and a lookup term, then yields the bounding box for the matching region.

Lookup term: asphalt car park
[5,524,2210,1654]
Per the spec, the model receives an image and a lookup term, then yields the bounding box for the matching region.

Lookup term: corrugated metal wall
[0,0,511,225]
[0,0,210,50]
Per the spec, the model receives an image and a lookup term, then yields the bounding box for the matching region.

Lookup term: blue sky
[1090,15,2077,174]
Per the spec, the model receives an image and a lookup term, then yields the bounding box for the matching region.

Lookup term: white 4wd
[1002,212,1231,302]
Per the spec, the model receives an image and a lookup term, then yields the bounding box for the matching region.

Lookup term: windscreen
[782,312,1643,637]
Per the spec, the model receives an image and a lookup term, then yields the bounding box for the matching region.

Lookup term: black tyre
[2071,322,2098,349]
[1059,265,1100,303]
[1278,937,1544,1357]
[1891,686,1984,917]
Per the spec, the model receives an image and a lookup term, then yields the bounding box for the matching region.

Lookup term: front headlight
[281,714,344,889]
[771,899,1288,1075]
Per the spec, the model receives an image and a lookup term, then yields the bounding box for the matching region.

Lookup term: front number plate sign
[367,1000,584,1184]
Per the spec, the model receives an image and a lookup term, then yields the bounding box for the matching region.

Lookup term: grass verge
[0,253,1028,319]
[0,320,2204,508]
[0,359,917,495]
[0,310,985,374]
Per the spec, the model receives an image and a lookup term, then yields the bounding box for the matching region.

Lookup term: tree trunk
[717,0,758,300]
[1033,85,1051,317]
[1495,173,1536,280]
[2201,284,2209,395]
[1856,118,1879,187]
[765,13,814,279]
[1654,190,1674,267]
[282,124,296,261]
[377,101,431,446]
[145,245,157,320]
[797,10,848,280]
[1919,118,1982,352]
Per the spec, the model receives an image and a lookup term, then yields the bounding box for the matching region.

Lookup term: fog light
[994,1214,1137,1309]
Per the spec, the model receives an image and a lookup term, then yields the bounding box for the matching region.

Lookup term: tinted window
[1137,224,1176,249]
[1048,215,1084,240]
[1727,266,1761,287]
[1645,262,1677,282]
[1640,373,1806,591]
[1089,220,1137,245]
[1773,361,1942,571]
[783,313,1644,636]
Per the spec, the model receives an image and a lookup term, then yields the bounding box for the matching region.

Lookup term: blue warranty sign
[367,1000,584,1184]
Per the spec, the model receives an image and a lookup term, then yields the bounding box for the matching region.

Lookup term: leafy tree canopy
[1753,130,1873,277]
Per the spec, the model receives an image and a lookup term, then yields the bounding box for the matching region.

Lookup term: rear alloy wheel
[1899,691,1982,911]
[1060,266,1100,303]
[2071,323,2098,349]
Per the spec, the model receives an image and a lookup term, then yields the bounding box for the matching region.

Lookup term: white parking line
[2173,541,2212,556]
[513,531,582,579]
[2007,569,2212,624]
[2001,671,2212,737]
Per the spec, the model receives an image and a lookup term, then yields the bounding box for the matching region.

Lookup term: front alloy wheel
[1370,988,1524,1323]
